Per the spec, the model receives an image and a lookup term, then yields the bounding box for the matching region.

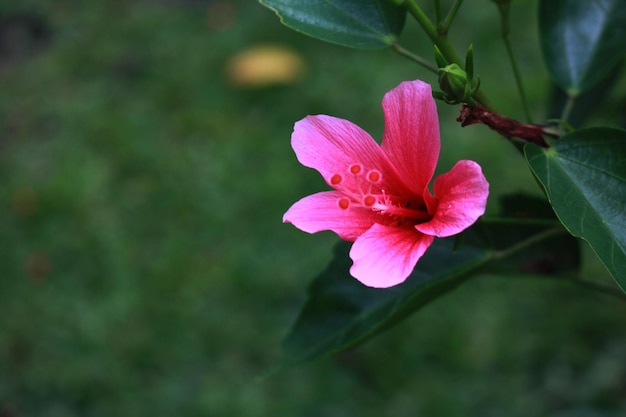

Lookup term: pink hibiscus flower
[283,80,489,288]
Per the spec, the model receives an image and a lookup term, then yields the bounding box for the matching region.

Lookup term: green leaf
[525,127,626,289]
[278,205,579,367]
[548,63,623,127]
[281,238,490,367]
[477,193,580,274]
[539,0,626,94]
[259,0,406,49]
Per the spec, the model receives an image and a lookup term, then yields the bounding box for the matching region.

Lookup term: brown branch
[456,103,557,147]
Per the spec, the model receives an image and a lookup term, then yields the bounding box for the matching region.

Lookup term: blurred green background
[1,0,626,416]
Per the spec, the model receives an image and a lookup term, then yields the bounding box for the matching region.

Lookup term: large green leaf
[539,0,626,94]
[477,193,580,274]
[279,201,579,367]
[525,128,626,289]
[548,63,623,126]
[259,0,406,49]
[281,238,490,367]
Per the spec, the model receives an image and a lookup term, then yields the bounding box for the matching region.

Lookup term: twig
[491,227,626,302]
[493,227,565,260]
[439,0,464,35]
[481,216,561,227]
[495,0,532,123]
[560,93,577,123]
[569,276,626,302]
[402,0,493,108]
[391,42,439,73]
[457,102,557,146]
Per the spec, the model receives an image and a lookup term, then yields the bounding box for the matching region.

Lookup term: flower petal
[283,191,379,241]
[349,223,435,288]
[292,115,396,187]
[381,80,440,195]
[415,160,489,238]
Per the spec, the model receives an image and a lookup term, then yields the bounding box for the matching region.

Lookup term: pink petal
[291,115,406,194]
[415,160,489,238]
[381,80,440,195]
[349,223,435,288]
[283,191,379,241]
[292,115,400,190]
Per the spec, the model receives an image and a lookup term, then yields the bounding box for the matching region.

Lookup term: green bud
[437,64,469,104]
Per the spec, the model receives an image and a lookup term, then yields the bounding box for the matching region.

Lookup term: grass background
[1,0,625,416]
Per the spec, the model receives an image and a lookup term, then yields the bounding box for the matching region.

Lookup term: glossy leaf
[281,238,490,367]
[259,0,406,49]
[477,193,580,274]
[539,0,626,94]
[280,202,579,367]
[548,63,623,126]
[525,128,626,289]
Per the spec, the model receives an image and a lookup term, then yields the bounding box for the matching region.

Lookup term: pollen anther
[349,163,363,175]
[363,195,376,207]
[330,174,343,186]
[338,197,350,210]
[366,169,381,183]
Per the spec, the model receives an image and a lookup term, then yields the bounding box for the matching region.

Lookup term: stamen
[337,197,350,210]
[330,174,343,186]
[332,163,429,223]
[362,195,376,207]
[366,169,381,183]
[349,163,363,175]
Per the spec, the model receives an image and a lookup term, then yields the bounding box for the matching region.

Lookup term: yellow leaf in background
[226,44,306,87]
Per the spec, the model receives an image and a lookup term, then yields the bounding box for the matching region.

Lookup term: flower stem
[495,1,532,122]
[568,276,626,302]
[481,216,561,227]
[439,0,464,34]
[404,0,464,66]
[492,272,626,302]
[434,0,442,26]
[391,42,439,73]
[560,92,577,123]
[493,227,565,261]
[491,227,626,302]
[403,0,493,108]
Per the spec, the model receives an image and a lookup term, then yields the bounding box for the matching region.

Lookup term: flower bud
[437,64,469,104]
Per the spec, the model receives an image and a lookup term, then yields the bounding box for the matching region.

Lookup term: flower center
[330,163,431,223]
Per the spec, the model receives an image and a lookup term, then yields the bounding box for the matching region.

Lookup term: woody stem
[456,103,557,147]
